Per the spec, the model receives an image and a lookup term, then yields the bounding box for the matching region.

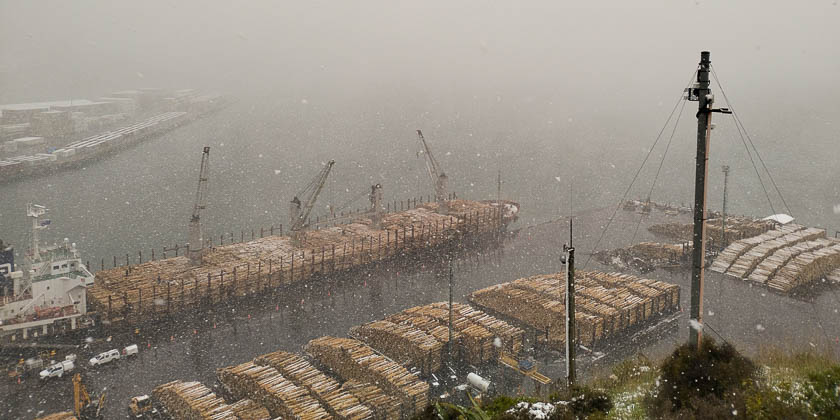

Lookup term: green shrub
[804,365,840,418]
[647,338,756,417]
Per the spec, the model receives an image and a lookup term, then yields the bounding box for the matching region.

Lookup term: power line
[583,70,697,269]
[710,65,792,217]
[630,94,690,244]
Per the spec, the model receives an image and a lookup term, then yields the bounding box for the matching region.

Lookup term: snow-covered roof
[762,214,795,225]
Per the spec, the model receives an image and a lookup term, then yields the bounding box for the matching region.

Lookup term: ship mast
[22,203,49,294]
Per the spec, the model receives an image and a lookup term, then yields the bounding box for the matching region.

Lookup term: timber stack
[152,379,270,420]
[217,362,332,419]
[469,271,680,349]
[89,199,519,323]
[34,413,77,420]
[380,302,524,366]
[305,336,429,416]
[649,216,774,248]
[711,224,840,293]
[253,350,380,419]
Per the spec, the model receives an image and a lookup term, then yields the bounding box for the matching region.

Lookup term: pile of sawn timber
[469,271,680,349]
[306,336,429,416]
[152,380,269,420]
[89,199,512,322]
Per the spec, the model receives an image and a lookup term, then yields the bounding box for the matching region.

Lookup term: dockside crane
[416,130,449,213]
[188,147,210,266]
[290,160,335,243]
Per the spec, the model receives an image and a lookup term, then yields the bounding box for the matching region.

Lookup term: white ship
[0,203,95,340]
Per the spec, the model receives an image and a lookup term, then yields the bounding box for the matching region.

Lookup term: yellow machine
[128,395,161,419]
[73,373,105,420]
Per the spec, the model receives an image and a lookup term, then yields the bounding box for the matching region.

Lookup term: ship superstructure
[0,203,94,339]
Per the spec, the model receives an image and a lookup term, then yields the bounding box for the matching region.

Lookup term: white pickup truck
[89,349,121,367]
[39,360,74,380]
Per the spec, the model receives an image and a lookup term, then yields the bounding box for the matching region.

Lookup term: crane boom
[416,130,449,204]
[189,147,210,266]
[192,147,211,220]
[291,160,335,232]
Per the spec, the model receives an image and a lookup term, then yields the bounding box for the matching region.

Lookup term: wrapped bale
[254,350,374,420]
[217,362,331,420]
[153,380,237,420]
[351,320,443,375]
[305,337,429,415]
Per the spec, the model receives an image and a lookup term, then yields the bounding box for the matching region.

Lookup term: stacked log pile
[709,224,840,294]
[35,413,77,420]
[152,380,238,420]
[726,228,824,278]
[89,199,517,323]
[217,362,331,420]
[711,225,805,274]
[227,399,271,420]
[350,320,443,376]
[305,336,429,415]
[469,271,680,349]
[649,217,774,245]
[768,242,840,292]
[341,380,402,420]
[749,239,832,284]
[383,302,523,365]
[254,350,374,420]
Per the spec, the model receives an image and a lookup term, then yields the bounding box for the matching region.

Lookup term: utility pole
[448,259,454,368]
[563,219,576,386]
[721,165,730,248]
[686,51,731,348]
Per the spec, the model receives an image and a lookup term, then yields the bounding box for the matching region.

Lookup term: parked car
[89,349,120,367]
[39,360,74,380]
[123,344,139,357]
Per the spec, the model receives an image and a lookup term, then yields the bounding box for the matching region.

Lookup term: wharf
[89,199,519,324]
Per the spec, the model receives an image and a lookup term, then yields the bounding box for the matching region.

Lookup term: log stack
[350,320,443,376]
[709,224,840,294]
[305,337,429,416]
[89,198,517,323]
[35,413,77,420]
[216,362,331,420]
[228,399,271,420]
[341,380,402,420]
[385,303,521,365]
[768,243,840,292]
[726,228,824,278]
[469,271,680,349]
[649,217,774,245]
[152,380,238,420]
[254,350,375,420]
[748,239,832,284]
